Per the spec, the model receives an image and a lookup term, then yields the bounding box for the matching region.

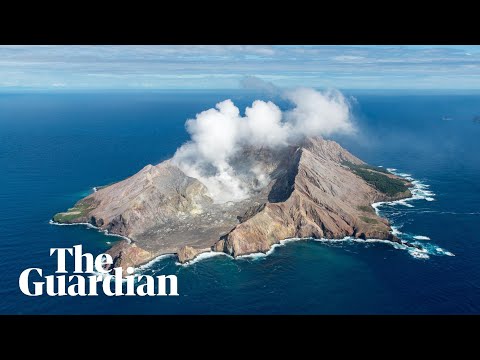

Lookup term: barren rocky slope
[53,136,414,272]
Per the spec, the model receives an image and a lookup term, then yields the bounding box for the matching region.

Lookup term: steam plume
[172,87,354,203]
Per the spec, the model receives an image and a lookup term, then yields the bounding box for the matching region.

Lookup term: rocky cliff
[53,136,414,272]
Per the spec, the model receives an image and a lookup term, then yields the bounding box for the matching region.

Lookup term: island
[53,136,418,273]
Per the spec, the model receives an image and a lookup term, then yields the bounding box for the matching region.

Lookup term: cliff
[53,136,414,272]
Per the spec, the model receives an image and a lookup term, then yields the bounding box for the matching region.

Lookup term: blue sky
[1,45,479,90]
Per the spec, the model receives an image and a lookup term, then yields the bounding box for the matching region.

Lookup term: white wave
[409,180,436,202]
[371,202,383,216]
[136,253,176,271]
[49,219,132,243]
[176,251,232,266]
[90,270,130,283]
[413,235,431,240]
[366,167,455,259]
[93,186,98,193]
[409,249,430,259]
[94,253,177,278]
[435,247,455,257]
[391,199,415,208]
[313,236,409,250]
[362,238,408,250]
[237,251,271,260]
[391,226,403,236]
[237,237,305,259]
[49,219,94,227]
[378,168,437,210]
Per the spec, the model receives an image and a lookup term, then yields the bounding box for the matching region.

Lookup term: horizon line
[1,88,480,92]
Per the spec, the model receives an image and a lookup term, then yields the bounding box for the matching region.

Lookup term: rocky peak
[53,136,413,271]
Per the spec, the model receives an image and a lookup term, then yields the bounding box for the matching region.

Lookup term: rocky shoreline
[52,136,421,274]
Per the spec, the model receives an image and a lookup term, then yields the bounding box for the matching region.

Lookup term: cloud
[240,75,280,95]
[172,87,354,202]
[285,88,354,138]
[332,55,366,62]
[1,45,480,90]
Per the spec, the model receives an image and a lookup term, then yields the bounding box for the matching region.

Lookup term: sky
[1,45,479,90]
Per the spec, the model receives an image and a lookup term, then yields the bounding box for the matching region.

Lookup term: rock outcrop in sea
[53,136,414,272]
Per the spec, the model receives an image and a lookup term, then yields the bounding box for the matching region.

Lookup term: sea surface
[1,90,479,314]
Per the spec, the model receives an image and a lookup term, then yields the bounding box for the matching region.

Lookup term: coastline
[49,185,133,243]
[49,219,133,243]
[371,168,436,215]
[154,167,446,266]
[50,167,444,271]
[177,167,424,265]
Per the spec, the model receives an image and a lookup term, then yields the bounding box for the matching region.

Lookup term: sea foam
[409,249,430,259]
[54,167,453,270]
[373,169,436,212]
[413,235,431,240]
[176,251,232,266]
[366,168,455,260]
[391,226,403,236]
[137,253,176,271]
[49,219,132,243]
[237,238,306,260]
[175,165,452,266]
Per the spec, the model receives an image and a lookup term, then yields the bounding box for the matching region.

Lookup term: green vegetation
[359,216,379,224]
[343,161,409,196]
[344,162,389,174]
[352,168,409,196]
[53,198,94,223]
[357,205,375,214]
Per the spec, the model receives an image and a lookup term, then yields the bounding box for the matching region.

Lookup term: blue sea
[1,90,479,314]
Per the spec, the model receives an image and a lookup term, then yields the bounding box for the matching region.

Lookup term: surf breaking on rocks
[167,167,454,268]
[372,168,453,260]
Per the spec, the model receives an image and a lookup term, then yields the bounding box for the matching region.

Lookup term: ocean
[1,90,479,314]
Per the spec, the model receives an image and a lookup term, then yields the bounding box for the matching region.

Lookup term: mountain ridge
[53,136,415,272]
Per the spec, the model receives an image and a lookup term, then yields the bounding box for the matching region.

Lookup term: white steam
[285,88,354,138]
[172,87,355,203]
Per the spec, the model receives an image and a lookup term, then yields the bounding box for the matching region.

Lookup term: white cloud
[332,55,366,62]
[285,88,355,138]
[1,45,479,89]
[172,87,354,203]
